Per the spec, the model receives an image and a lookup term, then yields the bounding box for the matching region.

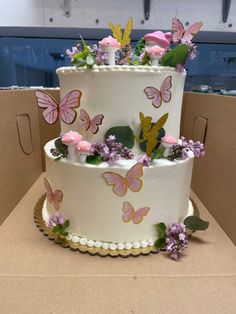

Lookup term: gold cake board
[34,195,199,258]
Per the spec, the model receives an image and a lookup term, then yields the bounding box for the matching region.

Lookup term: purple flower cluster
[90,44,107,65]
[168,137,205,161]
[166,223,188,260]
[137,154,151,167]
[178,137,205,159]
[66,46,79,62]
[47,212,65,228]
[115,45,132,65]
[91,135,134,165]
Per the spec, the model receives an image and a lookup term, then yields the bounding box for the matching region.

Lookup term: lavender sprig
[166,223,188,260]
[47,212,65,228]
[168,137,205,161]
[91,135,134,165]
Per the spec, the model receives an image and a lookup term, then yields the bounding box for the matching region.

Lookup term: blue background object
[0,37,235,90]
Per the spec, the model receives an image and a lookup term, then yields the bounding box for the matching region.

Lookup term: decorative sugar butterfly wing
[144,76,172,108]
[59,90,82,124]
[80,109,104,134]
[122,201,135,222]
[132,207,150,224]
[183,21,203,43]
[35,91,59,124]
[44,177,63,210]
[160,75,172,103]
[103,172,127,196]
[35,90,81,125]
[122,202,150,224]
[144,87,162,108]
[172,18,185,43]
[172,18,202,43]
[126,163,143,193]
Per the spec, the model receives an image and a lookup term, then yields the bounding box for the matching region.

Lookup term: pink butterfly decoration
[144,76,172,108]
[35,90,81,125]
[80,109,104,134]
[122,201,150,224]
[103,163,143,197]
[172,18,203,44]
[44,177,63,210]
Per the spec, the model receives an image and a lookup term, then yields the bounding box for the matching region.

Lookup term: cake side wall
[44,140,193,243]
[57,66,186,153]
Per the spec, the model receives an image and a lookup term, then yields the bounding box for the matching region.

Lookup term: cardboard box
[181,92,236,245]
[0,90,235,313]
[0,89,60,225]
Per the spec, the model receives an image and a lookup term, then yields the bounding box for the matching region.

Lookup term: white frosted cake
[36,19,206,258]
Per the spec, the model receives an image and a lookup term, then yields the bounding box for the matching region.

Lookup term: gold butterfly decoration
[109,17,133,48]
[134,112,169,157]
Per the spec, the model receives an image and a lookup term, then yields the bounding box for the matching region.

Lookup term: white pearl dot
[132,241,141,249]
[94,241,102,248]
[109,243,117,251]
[117,243,125,251]
[148,238,154,246]
[66,233,73,241]
[124,242,132,250]
[140,240,148,248]
[71,235,80,243]
[102,242,109,250]
[79,237,88,245]
[87,240,95,247]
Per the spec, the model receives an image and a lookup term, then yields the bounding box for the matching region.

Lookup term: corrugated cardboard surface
[0,89,60,225]
[0,174,235,313]
[181,92,236,245]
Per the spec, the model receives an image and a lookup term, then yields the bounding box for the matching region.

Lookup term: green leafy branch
[71,38,95,69]
[53,219,70,237]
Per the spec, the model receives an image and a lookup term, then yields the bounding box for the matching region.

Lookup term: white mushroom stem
[107,49,116,66]
[67,145,78,162]
[161,143,173,158]
[79,153,87,163]
[151,57,159,66]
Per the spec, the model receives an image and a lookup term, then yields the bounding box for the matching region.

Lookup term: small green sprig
[71,38,95,69]
[154,222,167,249]
[53,219,70,237]
[50,138,68,160]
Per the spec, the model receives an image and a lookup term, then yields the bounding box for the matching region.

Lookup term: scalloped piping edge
[42,200,194,251]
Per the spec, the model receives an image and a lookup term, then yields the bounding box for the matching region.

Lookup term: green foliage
[160,44,189,67]
[134,37,145,56]
[53,219,70,237]
[86,155,103,165]
[184,216,209,231]
[54,138,68,159]
[71,39,95,69]
[105,126,134,149]
[154,222,167,249]
[152,147,165,160]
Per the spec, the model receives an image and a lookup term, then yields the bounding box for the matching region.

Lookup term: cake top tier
[65,17,202,70]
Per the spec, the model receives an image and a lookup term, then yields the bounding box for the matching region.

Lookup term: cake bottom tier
[44,140,194,246]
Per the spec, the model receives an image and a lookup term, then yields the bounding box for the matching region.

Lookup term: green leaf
[86,54,95,65]
[105,126,134,149]
[86,155,103,165]
[155,222,167,238]
[61,231,68,237]
[55,138,68,157]
[155,237,167,249]
[160,44,189,67]
[53,225,62,234]
[134,37,145,56]
[184,216,209,231]
[152,147,165,160]
[63,219,70,229]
